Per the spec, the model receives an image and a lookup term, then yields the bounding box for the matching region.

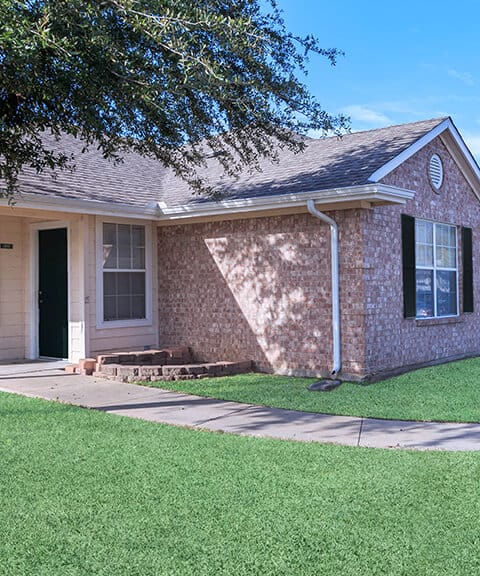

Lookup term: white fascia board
[1,184,414,223]
[439,123,480,202]
[156,184,414,221]
[368,118,452,182]
[0,193,159,220]
[368,117,480,193]
[446,119,480,182]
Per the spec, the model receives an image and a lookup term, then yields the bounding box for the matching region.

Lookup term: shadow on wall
[158,215,334,376]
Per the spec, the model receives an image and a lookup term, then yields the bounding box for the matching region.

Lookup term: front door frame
[28,221,71,360]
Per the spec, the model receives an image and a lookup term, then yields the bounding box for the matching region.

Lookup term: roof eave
[1,183,414,221]
[0,193,160,220]
[156,184,414,221]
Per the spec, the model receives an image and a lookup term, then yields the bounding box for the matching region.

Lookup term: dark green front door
[38,228,68,358]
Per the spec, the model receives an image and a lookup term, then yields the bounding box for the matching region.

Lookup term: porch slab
[0,360,69,378]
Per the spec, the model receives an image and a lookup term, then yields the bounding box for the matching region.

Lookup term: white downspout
[306,200,341,376]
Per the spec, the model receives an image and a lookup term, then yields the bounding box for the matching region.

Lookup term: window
[101,223,147,322]
[415,220,458,318]
[402,215,472,319]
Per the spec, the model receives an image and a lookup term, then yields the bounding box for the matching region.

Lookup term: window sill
[414,316,463,327]
[96,319,153,330]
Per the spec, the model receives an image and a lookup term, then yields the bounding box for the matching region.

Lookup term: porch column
[68,215,90,362]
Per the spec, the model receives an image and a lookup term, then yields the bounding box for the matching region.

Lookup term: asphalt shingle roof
[17,117,447,209]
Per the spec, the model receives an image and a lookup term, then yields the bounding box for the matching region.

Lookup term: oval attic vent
[429,154,443,190]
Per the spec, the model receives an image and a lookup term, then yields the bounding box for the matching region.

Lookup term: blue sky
[274,0,480,156]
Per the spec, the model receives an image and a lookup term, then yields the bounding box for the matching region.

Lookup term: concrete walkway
[1,361,480,451]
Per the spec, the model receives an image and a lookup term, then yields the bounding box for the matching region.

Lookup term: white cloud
[341,105,391,127]
[448,69,475,86]
[374,100,432,117]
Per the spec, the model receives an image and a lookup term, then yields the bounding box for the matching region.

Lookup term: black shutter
[462,227,474,313]
[401,214,416,318]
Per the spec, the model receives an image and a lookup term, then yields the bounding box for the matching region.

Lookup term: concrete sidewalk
[1,361,480,451]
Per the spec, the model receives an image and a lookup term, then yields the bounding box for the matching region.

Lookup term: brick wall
[363,136,480,376]
[158,210,366,378]
[158,136,480,379]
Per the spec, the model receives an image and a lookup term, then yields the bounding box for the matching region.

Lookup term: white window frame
[96,218,152,328]
[415,218,459,319]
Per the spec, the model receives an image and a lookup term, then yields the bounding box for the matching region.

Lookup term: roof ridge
[317,116,449,142]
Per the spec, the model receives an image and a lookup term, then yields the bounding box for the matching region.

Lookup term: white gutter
[2,183,413,221]
[306,199,341,376]
[0,193,161,220]
[158,184,414,221]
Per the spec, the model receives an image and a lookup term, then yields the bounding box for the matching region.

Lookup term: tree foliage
[0,0,347,197]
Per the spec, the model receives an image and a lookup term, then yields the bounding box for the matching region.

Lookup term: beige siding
[0,215,27,360]
[0,207,159,362]
[87,216,159,356]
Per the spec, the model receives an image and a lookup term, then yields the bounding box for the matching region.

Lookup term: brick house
[0,117,478,380]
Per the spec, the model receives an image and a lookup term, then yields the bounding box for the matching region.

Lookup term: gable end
[368,118,480,202]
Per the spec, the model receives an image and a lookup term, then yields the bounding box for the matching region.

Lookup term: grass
[1,391,480,575]
[145,357,480,423]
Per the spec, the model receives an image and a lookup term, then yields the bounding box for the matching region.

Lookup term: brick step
[97,346,193,366]
[94,360,253,383]
[65,346,253,382]
[65,358,96,376]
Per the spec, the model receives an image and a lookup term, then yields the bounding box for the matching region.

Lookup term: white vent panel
[429,154,443,190]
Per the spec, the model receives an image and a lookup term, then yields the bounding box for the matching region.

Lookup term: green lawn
[1,392,480,575]
[146,357,480,423]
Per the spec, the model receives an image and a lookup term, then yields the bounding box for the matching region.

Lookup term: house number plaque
[0,243,13,249]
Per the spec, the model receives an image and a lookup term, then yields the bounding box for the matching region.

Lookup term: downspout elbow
[306,200,341,376]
